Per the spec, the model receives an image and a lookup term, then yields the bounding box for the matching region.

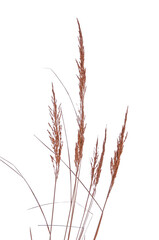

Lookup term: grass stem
[49,177,57,240]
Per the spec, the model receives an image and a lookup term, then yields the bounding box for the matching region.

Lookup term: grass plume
[77,128,107,240]
[48,82,63,178]
[74,18,86,169]
[64,18,87,240]
[93,108,128,240]
[48,82,63,240]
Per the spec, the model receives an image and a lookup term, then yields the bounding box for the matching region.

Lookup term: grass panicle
[65,18,87,240]
[94,128,107,188]
[110,107,128,186]
[48,82,63,240]
[77,128,107,240]
[48,82,63,178]
[75,18,86,170]
[93,108,128,240]
[91,138,99,184]
[76,138,99,240]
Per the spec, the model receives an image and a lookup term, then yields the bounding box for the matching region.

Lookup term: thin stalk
[30,228,33,240]
[81,208,93,240]
[39,224,84,228]
[78,188,96,240]
[44,67,78,123]
[76,181,93,240]
[28,201,84,210]
[0,156,21,176]
[63,170,78,240]
[0,156,50,234]
[67,167,81,240]
[93,183,112,240]
[34,135,102,211]
[23,177,50,234]
[49,177,58,240]
[61,111,72,203]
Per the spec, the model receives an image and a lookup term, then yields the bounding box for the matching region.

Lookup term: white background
[0,0,159,239]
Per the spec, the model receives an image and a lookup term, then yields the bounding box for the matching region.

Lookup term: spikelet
[110,108,128,185]
[91,138,99,183]
[75,19,86,169]
[48,83,63,178]
[93,128,107,187]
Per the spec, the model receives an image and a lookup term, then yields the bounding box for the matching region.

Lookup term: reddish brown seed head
[48,83,63,178]
[74,19,86,169]
[110,107,128,185]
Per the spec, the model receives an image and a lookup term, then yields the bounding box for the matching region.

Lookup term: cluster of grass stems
[0,19,128,240]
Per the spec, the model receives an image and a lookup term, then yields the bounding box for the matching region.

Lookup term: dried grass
[74,18,86,169]
[0,18,128,240]
[47,82,63,240]
[93,108,128,240]
[65,18,87,240]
